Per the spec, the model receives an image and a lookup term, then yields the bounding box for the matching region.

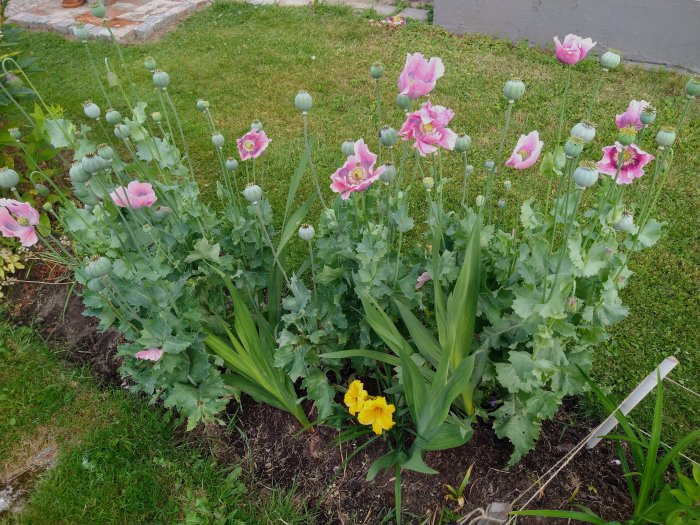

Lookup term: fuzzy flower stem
[556,66,573,144]
[307,240,317,300]
[460,151,470,206]
[253,203,290,288]
[396,132,409,196]
[163,90,195,182]
[375,78,382,131]
[585,74,603,121]
[82,43,113,107]
[676,97,693,131]
[157,91,177,156]
[547,189,581,302]
[303,112,327,209]
[486,101,514,222]
[103,20,139,100]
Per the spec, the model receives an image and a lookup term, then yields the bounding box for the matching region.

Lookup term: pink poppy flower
[399,101,457,156]
[505,131,544,170]
[330,139,385,200]
[615,100,650,131]
[0,198,39,247]
[397,52,445,100]
[597,142,655,185]
[416,271,432,290]
[110,181,157,209]
[135,348,163,361]
[236,129,271,161]
[553,34,596,65]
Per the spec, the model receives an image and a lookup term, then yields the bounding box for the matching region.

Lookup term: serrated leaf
[44,118,74,148]
[184,237,220,264]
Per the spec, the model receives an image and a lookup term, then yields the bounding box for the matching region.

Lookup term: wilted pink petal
[0,198,39,247]
[504,131,544,170]
[135,348,163,361]
[236,130,271,161]
[110,181,157,209]
[553,34,596,65]
[615,100,650,131]
[330,139,384,199]
[416,271,432,290]
[399,101,457,156]
[397,53,445,99]
[597,142,654,185]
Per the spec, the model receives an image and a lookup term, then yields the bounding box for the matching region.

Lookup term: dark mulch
[5,264,633,524]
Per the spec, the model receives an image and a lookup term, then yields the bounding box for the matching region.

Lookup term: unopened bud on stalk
[422,176,435,192]
[573,161,599,189]
[196,99,210,111]
[83,101,101,119]
[42,201,53,211]
[503,79,525,102]
[370,62,384,79]
[107,71,120,88]
[294,91,313,113]
[570,121,596,143]
[225,157,239,171]
[380,164,396,184]
[250,120,263,131]
[656,126,676,148]
[0,167,19,189]
[617,126,637,146]
[565,296,578,313]
[298,223,315,241]
[152,70,170,89]
[396,93,411,111]
[5,73,22,89]
[211,133,225,149]
[341,140,355,157]
[144,56,157,72]
[564,136,585,157]
[454,134,472,153]
[640,105,656,126]
[9,128,21,140]
[105,108,122,125]
[35,184,50,197]
[600,50,621,71]
[475,195,485,207]
[684,77,700,98]
[243,183,263,204]
[380,126,399,147]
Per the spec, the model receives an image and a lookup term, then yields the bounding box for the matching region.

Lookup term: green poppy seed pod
[114,124,131,140]
[97,144,114,161]
[225,157,239,171]
[42,201,53,212]
[685,77,700,98]
[614,213,634,232]
[485,160,495,170]
[380,126,399,147]
[465,164,474,175]
[504,179,512,191]
[503,79,525,102]
[640,106,656,126]
[600,51,621,71]
[454,134,472,153]
[150,112,162,123]
[243,183,263,203]
[294,90,313,112]
[396,93,411,111]
[573,163,599,189]
[370,63,384,79]
[564,137,584,157]
[70,162,91,183]
[422,176,435,192]
[87,277,107,293]
[656,127,676,148]
[153,206,172,223]
[152,70,170,89]
[106,71,120,88]
[83,101,101,119]
[35,184,50,197]
[298,223,315,241]
[105,109,122,125]
[570,121,596,143]
[90,1,106,18]
[72,23,90,41]
[250,120,263,131]
[497,198,506,209]
[144,56,157,71]
[565,296,578,313]
[196,99,210,111]
[379,164,396,184]
[0,167,19,189]
[81,153,105,174]
[211,133,225,149]
[475,195,485,207]
[86,256,111,279]
[6,73,22,89]
[617,126,636,146]
[341,140,355,156]
[9,128,21,140]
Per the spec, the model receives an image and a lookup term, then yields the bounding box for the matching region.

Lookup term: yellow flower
[357,396,396,435]
[344,380,368,416]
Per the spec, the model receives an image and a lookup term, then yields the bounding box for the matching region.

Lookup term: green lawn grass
[13,3,700,452]
[0,320,316,524]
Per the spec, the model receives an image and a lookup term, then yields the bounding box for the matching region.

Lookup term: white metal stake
[586,356,679,449]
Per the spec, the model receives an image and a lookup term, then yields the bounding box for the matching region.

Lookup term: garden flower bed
[2,3,699,523]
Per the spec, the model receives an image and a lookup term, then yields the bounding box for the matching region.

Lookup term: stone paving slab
[6,0,428,42]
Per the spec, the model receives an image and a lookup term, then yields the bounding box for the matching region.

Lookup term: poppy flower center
[16,217,30,226]
[243,140,255,151]
[349,166,367,183]
[518,148,530,160]
[420,122,435,134]
[614,149,637,167]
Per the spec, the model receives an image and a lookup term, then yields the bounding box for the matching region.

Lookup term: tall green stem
[556,66,573,144]
[585,74,603,121]
[303,112,327,209]
[460,151,470,206]
[547,190,581,302]
[486,101,514,222]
